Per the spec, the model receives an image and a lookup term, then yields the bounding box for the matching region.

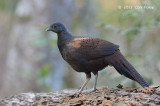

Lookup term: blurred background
[0,0,160,98]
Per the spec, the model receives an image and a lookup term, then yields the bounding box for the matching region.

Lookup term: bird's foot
[74,89,97,97]
[85,88,97,95]
[74,89,83,98]
[75,93,80,98]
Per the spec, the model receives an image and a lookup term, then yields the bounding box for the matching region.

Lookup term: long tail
[105,50,149,88]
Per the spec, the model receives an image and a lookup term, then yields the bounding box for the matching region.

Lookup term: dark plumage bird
[46,23,149,97]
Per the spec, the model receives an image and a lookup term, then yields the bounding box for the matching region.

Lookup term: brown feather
[105,50,149,87]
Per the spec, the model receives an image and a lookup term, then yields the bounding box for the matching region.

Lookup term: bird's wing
[68,37,119,60]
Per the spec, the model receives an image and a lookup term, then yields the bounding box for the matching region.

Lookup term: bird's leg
[93,72,98,91]
[85,72,98,94]
[75,72,91,97]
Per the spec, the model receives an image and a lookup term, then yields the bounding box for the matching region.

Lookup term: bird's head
[46,23,67,34]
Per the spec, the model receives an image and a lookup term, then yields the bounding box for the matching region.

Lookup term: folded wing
[69,37,119,60]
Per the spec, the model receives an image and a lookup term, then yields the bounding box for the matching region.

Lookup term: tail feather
[106,50,149,88]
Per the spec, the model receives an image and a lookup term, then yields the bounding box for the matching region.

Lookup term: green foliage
[125,55,142,68]
[31,26,57,48]
[48,33,57,48]
[123,10,139,18]
[154,16,160,25]
[37,64,51,92]
[39,64,51,77]
[0,0,5,10]
[122,27,140,43]
[0,0,18,12]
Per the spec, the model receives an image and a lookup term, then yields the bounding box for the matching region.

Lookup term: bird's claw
[75,89,97,97]
[74,89,82,98]
[75,91,82,98]
[85,89,97,95]
[75,94,80,98]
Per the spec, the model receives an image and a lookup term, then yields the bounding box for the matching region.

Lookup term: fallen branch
[0,85,160,105]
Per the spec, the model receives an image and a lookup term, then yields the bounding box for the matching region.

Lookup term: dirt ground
[0,85,160,106]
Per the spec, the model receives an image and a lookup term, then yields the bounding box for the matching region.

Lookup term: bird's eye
[54,25,57,29]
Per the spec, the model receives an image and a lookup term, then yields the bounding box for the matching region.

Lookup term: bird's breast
[59,46,88,71]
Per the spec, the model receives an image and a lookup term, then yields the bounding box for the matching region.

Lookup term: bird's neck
[58,31,73,41]
[57,31,73,48]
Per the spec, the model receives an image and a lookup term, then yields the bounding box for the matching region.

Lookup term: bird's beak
[46,27,52,32]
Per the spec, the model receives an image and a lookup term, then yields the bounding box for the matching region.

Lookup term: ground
[0,85,160,106]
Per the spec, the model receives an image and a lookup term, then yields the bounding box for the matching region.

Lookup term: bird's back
[58,36,119,72]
